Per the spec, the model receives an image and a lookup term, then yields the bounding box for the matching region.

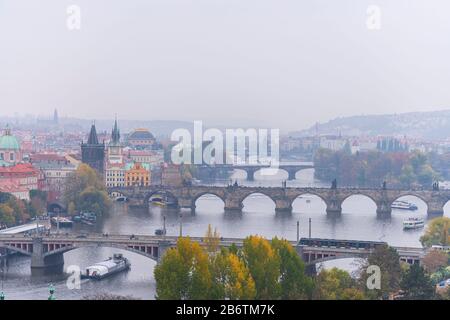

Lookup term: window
[10,153,14,161]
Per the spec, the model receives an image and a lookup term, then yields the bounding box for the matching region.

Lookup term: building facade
[125,162,151,187]
[0,163,39,200]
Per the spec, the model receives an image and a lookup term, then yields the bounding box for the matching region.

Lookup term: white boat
[81,253,131,280]
[403,218,425,230]
[391,201,418,210]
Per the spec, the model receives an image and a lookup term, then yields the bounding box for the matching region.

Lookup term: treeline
[0,190,47,228]
[154,225,450,300]
[313,148,439,188]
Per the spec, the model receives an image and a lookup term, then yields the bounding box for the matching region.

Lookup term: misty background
[1,0,450,131]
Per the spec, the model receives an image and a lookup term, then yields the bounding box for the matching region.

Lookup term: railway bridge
[0,233,424,271]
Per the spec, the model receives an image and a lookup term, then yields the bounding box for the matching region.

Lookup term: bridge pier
[30,237,64,274]
[325,200,342,215]
[246,169,256,181]
[287,169,297,181]
[224,198,243,211]
[275,199,292,213]
[427,200,444,216]
[376,201,392,215]
[157,240,172,263]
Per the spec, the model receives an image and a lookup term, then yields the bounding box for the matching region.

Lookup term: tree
[154,237,212,300]
[204,224,220,254]
[422,250,449,273]
[271,237,313,299]
[242,236,281,299]
[63,163,111,216]
[359,244,402,299]
[209,249,256,300]
[0,203,15,226]
[313,268,364,300]
[421,217,450,247]
[400,264,435,300]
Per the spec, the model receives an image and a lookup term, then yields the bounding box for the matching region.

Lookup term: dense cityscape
[0,111,449,301]
[1,0,450,311]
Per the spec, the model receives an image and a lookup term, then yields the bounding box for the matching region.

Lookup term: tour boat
[391,200,418,210]
[403,218,425,230]
[80,212,97,224]
[50,217,73,228]
[81,253,131,280]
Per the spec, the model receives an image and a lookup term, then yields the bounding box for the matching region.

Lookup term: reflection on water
[1,170,449,299]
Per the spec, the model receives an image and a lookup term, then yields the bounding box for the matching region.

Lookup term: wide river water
[1,169,449,299]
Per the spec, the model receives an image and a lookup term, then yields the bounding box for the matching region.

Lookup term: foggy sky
[1,0,450,131]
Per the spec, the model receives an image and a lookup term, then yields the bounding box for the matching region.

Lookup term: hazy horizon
[2,0,450,130]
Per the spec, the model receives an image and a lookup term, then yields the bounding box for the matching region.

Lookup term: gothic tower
[107,117,123,164]
[81,123,105,176]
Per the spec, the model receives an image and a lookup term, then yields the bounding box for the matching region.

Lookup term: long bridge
[0,233,424,271]
[108,185,450,215]
[196,162,315,181]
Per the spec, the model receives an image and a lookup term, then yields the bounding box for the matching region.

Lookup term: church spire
[87,122,99,145]
[111,116,120,144]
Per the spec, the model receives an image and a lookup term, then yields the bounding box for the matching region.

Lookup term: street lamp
[48,284,56,300]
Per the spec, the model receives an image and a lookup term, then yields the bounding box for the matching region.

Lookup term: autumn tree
[313,268,364,300]
[204,224,220,254]
[242,236,281,299]
[271,237,313,299]
[421,217,450,247]
[154,237,212,300]
[209,248,256,299]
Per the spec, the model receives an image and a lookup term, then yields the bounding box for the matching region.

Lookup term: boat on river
[81,253,131,280]
[391,200,418,210]
[149,193,177,208]
[403,218,425,230]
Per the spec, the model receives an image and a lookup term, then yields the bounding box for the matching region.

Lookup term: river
[1,169,449,299]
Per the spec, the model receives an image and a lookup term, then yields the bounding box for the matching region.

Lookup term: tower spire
[88,122,99,145]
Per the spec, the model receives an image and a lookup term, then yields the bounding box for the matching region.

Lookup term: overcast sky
[1,0,450,131]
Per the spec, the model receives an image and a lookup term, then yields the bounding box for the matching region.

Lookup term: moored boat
[81,253,131,280]
[403,217,425,230]
[50,217,73,228]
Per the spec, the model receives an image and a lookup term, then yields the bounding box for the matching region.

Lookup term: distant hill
[292,110,450,139]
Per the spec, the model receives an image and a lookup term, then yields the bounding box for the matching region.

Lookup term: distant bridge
[0,233,423,270]
[108,185,450,215]
[196,162,314,181]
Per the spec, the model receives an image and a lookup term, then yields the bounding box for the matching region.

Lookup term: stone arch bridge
[108,185,450,215]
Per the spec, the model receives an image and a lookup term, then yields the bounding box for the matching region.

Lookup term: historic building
[0,163,39,200]
[81,124,105,176]
[125,162,151,187]
[127,128,156,149]
[105,119,125,187]
[125,149,164,166]
[0,125,22,166]
[29,153,77,202]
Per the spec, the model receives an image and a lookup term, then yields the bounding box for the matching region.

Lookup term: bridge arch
[193,192,225,212]
[240,191,276,212]
[47,202,66,213]
[0,244,32,256]
[391,194,428,213]
[291,193,328,214]
[43,243,160,262]
[341,194,378,214]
